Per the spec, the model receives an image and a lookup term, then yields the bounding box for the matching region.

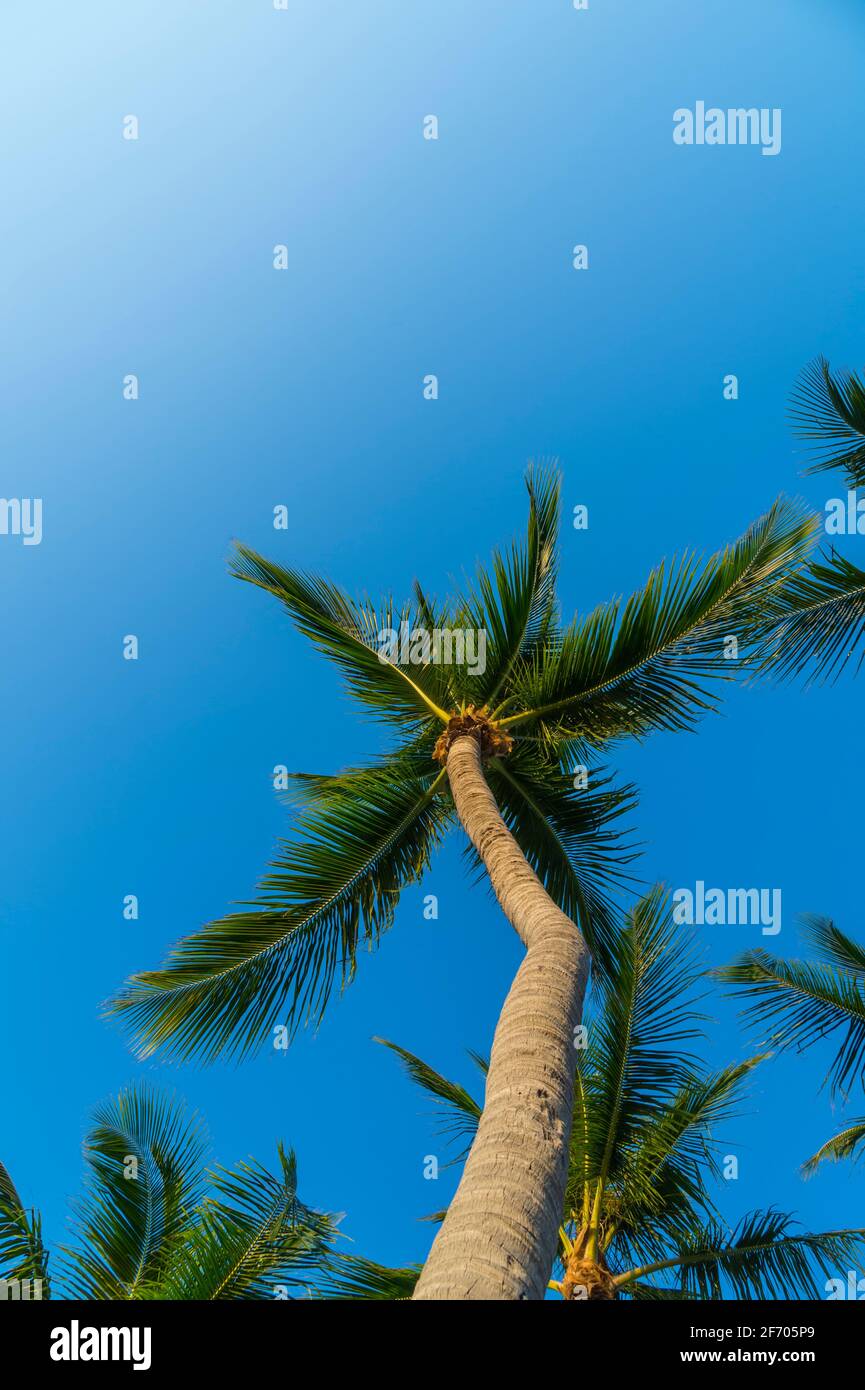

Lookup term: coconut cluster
[433,705,514,765]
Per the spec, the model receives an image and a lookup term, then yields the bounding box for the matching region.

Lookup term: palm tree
[719,916,865,1173]
[760,358,865,682]
[0,1082,335,1300]
[109,465,827,1299]
[345,892,864,1301]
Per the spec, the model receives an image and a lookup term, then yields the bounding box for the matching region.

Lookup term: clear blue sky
[2,0,864,1283]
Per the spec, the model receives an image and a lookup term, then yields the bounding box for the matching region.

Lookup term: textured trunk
[413,733,591,1300]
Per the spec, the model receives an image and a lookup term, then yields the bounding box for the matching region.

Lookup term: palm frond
[609,1056,767,1242]
[718,948,865,1097]
[799,915,865,976]
[622,1281,696,1300]
[803,1120,865,1175]
[789,355,865,488]
[754,551,865,684]
[583,889,706,1192]
[59,1083,209,1300]
[0,1160,18,1210]
[466,1049,489,1078]
[315,1252,421,1300]
[108,762,453,1062]
[459,461,561,708]
[500,498,817,746]
[651,1212,865,1301]
[0,1160,50,1296]
[375,1037,482,1155]
[154,1144,335,1300]
[230,546,453,725]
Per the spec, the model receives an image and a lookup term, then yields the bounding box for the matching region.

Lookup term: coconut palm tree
[109,465,828,1299]
[337,892,864,1301]
[719,916,865,1174]
[759,358,865,683]
[0,1083,336,1300]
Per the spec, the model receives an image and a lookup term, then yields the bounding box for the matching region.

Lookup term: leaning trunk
[413,733,591,1300]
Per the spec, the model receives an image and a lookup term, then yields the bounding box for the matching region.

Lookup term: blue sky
[2,0,864,1285]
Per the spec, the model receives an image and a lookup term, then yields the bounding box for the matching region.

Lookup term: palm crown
[109,466,825,1064]
[0,1083,336,1300]
[359,892,864,1301]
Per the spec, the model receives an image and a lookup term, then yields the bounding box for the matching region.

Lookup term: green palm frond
[458,462,561,708]
[622,1281,696,1300]
[483,746,638,973]
[800,915,865,976]
[622,1211,865,1301]
[608,1057,767,1247]
[230,546,453,726]
[466,1049,489,1077]
[9,1085,336,1302]
[718,945,865,1097]
[60,1083,209,1300]
[803,1120,865,1175]
[499,498,817,746]
[789,356,865,488]
[753,551,865,684]
[0,1160,50,1296]
[0,1161,18,1209]
[109,762,453,1062]
[154,1144,335,1300]
[582,889,705,1192]
[315,1252,421,1300]
[602,1178,709,1281]
[375,1037,482,1156]
[634,1058,765,1178]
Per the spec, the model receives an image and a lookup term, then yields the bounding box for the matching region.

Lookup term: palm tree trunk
[413,733,590,1300]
